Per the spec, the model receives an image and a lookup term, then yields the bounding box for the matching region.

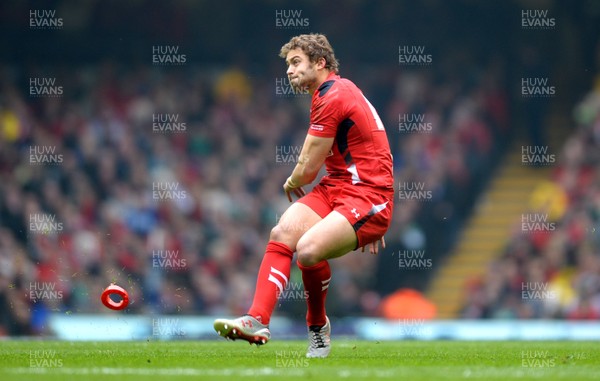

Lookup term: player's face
[285,49,318,92]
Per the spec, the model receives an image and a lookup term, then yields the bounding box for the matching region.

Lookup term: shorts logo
[351,208,360,219]
[310,124,324,131]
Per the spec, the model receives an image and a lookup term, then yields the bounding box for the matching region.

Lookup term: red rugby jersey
[308,72,394,191]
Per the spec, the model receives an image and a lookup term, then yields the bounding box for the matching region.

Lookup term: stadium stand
[0,1,598,337]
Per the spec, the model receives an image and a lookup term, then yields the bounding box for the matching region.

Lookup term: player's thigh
[270,202,322,251]
[296,211,358,266]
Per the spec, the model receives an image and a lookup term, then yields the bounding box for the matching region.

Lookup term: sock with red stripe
[297,260,331,327]
[247,241,294,325]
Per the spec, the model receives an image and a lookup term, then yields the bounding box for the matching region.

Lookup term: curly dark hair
[279,33,339,73]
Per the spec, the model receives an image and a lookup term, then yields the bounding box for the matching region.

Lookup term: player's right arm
[283,134,333,202]
[284,79,344,201]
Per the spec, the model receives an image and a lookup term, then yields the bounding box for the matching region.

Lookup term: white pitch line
[6,367,304,377]
[4,367,401,378]
[6,366,597,379]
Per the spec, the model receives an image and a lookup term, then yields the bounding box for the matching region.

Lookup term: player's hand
[361,236,385,255]
[283,176,306,202]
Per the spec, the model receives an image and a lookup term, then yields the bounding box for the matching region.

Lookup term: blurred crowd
[462,79,600,319]
[0,56,510,335]
[0,63,305,335]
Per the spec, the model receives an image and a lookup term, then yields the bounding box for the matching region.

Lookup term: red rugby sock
[297,260,331,327]
[247,241,293,325]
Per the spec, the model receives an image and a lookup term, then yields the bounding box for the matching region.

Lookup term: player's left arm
[283,134,333,202]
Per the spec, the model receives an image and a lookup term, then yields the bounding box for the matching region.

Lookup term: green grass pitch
[0,340,597,381]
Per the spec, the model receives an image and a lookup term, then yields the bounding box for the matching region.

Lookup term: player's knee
[270,223,294,247]
[296,238,320,267]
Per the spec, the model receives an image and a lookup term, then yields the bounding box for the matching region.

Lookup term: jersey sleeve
[308,87,345,138]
